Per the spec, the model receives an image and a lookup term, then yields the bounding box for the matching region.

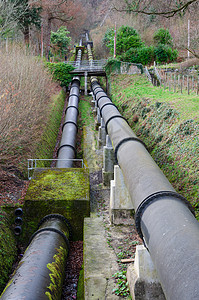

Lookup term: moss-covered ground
[0,210,17,294]
[110,74,199,219]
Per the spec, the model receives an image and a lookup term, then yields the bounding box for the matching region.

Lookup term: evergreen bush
[46,62,75,87]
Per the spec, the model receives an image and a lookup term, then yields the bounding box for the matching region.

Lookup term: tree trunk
[23,26,30,45]
[45,17,52,60]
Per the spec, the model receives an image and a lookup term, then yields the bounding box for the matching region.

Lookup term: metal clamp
[135,191,195,242]
[114,137,148,165]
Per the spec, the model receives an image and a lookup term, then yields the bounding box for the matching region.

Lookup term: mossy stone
[21,168,90,242]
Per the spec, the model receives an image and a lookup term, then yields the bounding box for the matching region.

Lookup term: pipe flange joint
[100,103,117,117]
[62,121,78,133]
[38,213,72,240]
[65,105,79,115]
[114,137,148,165]
[105,115,129,134]
[68,94,79,102]
[97,95,112,106]
[29,227,70,251]
[57,144,77,157]
[135,191,195,244]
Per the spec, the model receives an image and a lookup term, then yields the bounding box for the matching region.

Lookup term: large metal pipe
[91,78,199,300]
[0,214,71,300]
[56,77,80,168]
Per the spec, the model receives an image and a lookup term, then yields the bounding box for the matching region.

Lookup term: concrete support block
[93,101,97,116]
[98,118,106,148]
[110,165,134,225]
[127,245,166,300]
[102,135,115,186]
[95,108,101,130]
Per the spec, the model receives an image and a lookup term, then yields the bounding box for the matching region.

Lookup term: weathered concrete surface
[110,165,134,225]
[84,217,120,300]
[127,245,166,300]
[23,168,90,241]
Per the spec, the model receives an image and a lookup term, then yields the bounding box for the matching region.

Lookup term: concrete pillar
[102,135,115,186]
[127,245,166,300]
[110,165,134,225]
[98,118,106,148]
[85,71,88,95]
[95,108,101,130]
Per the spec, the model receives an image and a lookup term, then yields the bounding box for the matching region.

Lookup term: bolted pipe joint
[1,214,72,300]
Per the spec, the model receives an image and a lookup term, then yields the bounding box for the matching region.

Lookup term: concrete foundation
[127,245,166,300]
[98,118,106,148]
[95,108,101,130]
[110,165,134,225]
[102,135,115,186]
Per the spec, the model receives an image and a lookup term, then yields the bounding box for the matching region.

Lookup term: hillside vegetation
[110,74,199,219]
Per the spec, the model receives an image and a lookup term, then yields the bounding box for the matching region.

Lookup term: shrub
[46,62,75,86]
[103,25,143,55]
[154,28,173,47]
[154,44,178,63]
[121,46,155,65]
[0,44,58,169]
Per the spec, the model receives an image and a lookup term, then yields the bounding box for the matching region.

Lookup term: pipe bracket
[57,144,77,157]
[115,137,148,165]
[62,121,78,132]
[105,115,129,134]
[38,214,72,240]
[135,191,195,244]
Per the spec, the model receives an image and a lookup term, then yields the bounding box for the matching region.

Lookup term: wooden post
[174,74,176,93]
[187,76,190,94]
[41,24,44,57]
[85,71,88,96]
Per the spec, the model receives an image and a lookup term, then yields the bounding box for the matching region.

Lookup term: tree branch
[113,0,198,17]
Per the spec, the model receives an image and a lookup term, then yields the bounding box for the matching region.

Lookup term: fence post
[187,76,190,95]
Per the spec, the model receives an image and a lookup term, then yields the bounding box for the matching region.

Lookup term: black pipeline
[0,214,71,300]
[56,77,80,168]
[91,78,199,300]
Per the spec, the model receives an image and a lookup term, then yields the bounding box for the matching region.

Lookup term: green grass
[110,74,199,219]
[79,97,95,127]
[111,74,199,121]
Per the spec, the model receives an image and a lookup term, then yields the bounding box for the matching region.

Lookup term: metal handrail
[28,158,85,180]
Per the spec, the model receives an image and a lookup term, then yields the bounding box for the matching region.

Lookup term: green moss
[25,168,89,201]
[77,266,84,300]
[0,210,17,294]
[18,168,90,243]
[45,246,68,300]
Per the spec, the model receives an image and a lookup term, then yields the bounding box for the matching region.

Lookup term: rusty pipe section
[91,78,199,300]
[0,214,72,300]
